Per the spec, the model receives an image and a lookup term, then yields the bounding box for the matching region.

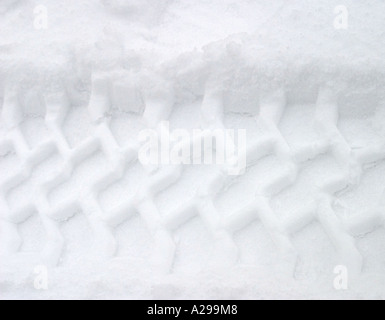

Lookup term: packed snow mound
[1,0,385,300]
[0,0,385,73]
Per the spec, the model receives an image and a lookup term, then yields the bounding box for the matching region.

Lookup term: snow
[1,0,385,300]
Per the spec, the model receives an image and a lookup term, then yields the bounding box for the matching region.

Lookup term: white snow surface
[1,0,385,300]
[1,0,385,87]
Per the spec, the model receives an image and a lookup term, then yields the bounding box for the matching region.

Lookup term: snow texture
[1,0,385,300]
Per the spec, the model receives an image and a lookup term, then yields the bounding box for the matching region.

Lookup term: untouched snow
[0,0,385,300]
